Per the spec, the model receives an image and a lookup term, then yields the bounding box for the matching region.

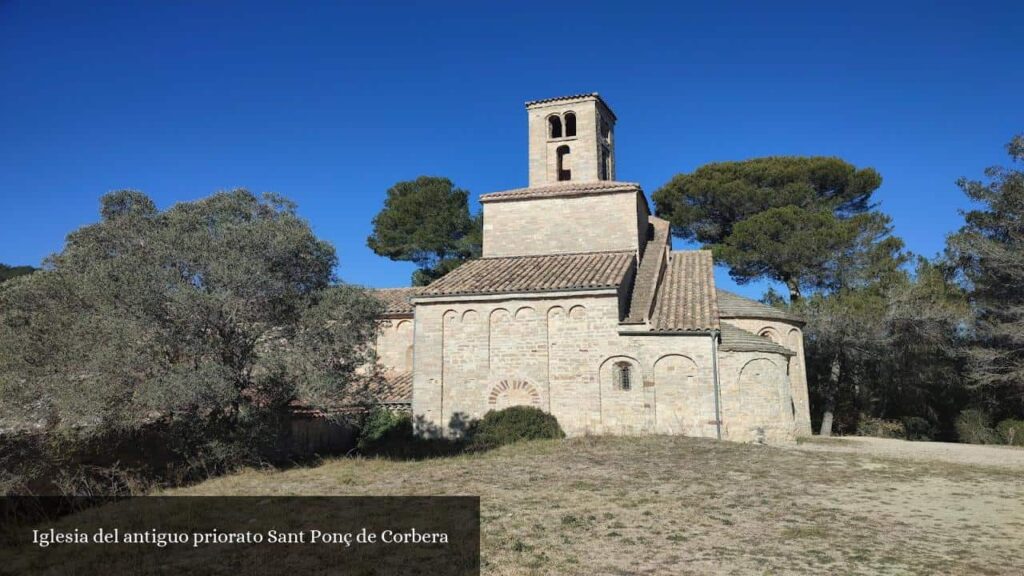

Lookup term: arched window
[614,362,632,391]
[564,112,576,137]
[556,145,571,181]
[600,117,610,139]
[548,115,562,139]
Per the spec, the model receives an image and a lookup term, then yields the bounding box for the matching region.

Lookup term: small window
[600,117,610,139]
[548,115,562,139]
[614,362,632,391]
[600,146,610,180]
[556,145,572,181]
[564,112,576,137]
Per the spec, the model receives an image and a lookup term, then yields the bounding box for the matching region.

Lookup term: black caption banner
[0,496,480,575]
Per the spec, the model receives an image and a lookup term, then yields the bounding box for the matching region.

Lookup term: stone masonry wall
[716,349,797,443]
[721,318,812,436]
[482,192,643,258]
[412,292,727,438]
[376,317,414,372]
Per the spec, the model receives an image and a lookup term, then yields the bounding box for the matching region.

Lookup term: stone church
[372,93,811,443]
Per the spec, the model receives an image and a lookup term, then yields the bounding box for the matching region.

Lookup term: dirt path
[795,436,1024,470]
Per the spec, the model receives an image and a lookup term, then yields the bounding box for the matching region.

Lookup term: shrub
[355,408,463,459]
[466,406,565,451]
[357,408,413,454]
[901,417,936,441]
[996,419,1024,446]
[955,409,999,444]
[855,415,904,439]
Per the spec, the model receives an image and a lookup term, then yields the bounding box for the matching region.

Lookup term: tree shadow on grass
[356,412,476,461]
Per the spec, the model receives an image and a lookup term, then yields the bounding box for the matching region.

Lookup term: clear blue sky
[2,1,1021,298]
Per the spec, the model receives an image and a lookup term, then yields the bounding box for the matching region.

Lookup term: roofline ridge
[485,180,642,191]
[524,92,599,105]
[476,249,635,261]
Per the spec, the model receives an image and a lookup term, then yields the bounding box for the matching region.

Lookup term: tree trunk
[819,409,834,438]
[818,353,841,437]
[785,278,802,303]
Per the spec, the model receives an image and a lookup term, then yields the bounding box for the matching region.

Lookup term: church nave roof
[417,250,635,297]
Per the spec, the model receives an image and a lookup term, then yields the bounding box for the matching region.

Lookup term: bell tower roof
[525,93,617,120]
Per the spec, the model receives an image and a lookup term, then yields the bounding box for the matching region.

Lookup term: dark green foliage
[0,264,36,284]
[901,417,936,441]
[367,176,481,286]
[799,258,971,439]
[855,415,904,439]
[466,406,565,451]
[357,408,413,452]
[996,419,1024,446]
[714,207,857,296]
[0,189,382,493]
[948,135,1024,413]
[653,156,885,299]
[0,411,291,496]
[955,409,1000,444]
[356,406,568,459]
[355,409,464,459]
[658,142,1023,442]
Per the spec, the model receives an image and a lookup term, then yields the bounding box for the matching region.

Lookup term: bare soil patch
[796,435,1024,470]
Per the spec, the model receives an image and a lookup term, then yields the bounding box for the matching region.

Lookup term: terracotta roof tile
[525,92,602,106]
[375,371,412,404]
[626,216,671,323]
[719,323,795,356]
[716,289,803,323]
[418,251,635,297]
[370,287,422,316]
[649,250,719,332]
[479,180,642,203]
[336,371,413,407]
[289,371,412,416]
[524,93,617,120]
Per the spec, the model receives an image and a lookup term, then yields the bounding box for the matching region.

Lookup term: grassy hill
[168,436,1023,575]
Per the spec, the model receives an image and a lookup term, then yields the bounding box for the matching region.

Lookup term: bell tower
[526,93,616,187]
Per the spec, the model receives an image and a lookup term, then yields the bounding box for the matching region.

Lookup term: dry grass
[165,435,1024,575]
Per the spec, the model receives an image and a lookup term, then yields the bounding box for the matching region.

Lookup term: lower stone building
[371,93,812,443]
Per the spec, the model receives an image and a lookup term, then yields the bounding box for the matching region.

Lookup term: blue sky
[1,1,1021,298]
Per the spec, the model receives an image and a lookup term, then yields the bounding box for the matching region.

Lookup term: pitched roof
[337,371,413,406]
[719,322,795,356]
[375,371,412,404]
[649,250,720,332]
[525,92,602,106]
[625,216,671,323]
[524,93,617,119]
[418,251,635,297]
[370,287,422,316]
[716,289,803,323]
[479,180,642,203]
[289,371,412,416]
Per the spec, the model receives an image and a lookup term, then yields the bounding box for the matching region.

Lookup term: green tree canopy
[367,176,481,286]
[0,264,36,284]
[0,189,382,436]
[653,156,886,299]
[948,135,1024,411]
[797,257,970,436]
